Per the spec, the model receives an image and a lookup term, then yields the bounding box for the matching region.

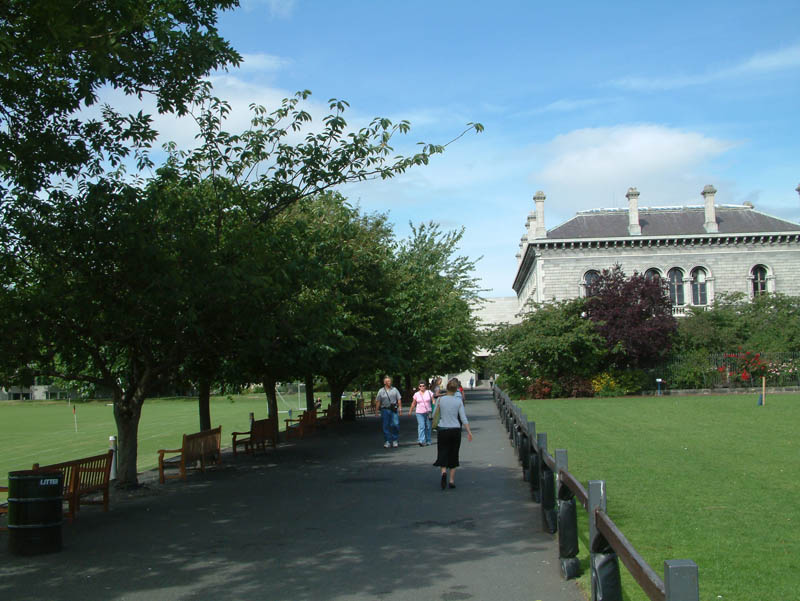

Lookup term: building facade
[513,185,800,314]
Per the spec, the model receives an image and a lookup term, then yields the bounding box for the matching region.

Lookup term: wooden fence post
[588,480,622,601]
[539,435,557,533]
[664,560,699,601]
[532,431,545,502]
[527,421,537,492]
[555,449,580,578]
[519,415,530,480]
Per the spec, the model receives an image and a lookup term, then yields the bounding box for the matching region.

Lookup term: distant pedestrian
[432,378,473,489]
[376,375,402,448]
[469,376,474,389]
[431,377,443,430]
[409,380,434,446]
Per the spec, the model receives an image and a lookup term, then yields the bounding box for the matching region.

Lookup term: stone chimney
[702,184,719,233]
[626,187,641,236]
[533,191,546,239]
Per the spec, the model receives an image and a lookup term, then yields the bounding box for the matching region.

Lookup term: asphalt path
[0,389,584,601]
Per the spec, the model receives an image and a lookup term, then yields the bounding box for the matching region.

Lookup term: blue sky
[144,0,800,295]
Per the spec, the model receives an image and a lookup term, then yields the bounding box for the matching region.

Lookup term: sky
[136,0,800,296]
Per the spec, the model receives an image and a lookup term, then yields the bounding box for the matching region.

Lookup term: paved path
[0,390,584,601]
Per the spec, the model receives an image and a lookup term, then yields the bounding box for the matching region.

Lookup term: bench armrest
[157,448,183,456]
[231,431,250,436]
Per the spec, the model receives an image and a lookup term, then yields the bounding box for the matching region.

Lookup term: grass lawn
[0,391,332,491]
[516,393,798,601]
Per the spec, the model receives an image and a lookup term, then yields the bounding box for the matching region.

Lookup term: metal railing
[493,386,699,601]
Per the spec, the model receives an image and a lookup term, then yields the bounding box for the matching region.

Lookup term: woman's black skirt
[433,427,462,468]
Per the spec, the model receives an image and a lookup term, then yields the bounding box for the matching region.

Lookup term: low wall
[643,385,800,396]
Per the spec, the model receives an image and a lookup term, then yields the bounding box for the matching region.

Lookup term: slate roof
[545,205,800,240]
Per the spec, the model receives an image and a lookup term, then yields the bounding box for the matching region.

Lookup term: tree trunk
[198,375,212,431]
[329,381,345,413]
[263,374,280,443]
[305,372,315,412]
[113,391,143,489]
[404,373,413,402]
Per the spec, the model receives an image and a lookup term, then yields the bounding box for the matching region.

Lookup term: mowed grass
[516,393,798,601]
[0,392,331,491]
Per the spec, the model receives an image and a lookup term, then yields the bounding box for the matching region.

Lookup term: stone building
[513,185,800,314]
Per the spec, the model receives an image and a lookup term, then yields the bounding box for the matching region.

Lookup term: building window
[668,268,685,306]
[752,265,768,296]
[644,268,662,282]
[691,267,708,306]
[583,270,600,296]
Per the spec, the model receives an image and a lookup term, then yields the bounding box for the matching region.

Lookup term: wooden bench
[32,450,114,521]
[284,410,316,440]
[232,417,277,456]
[318,403,340,426]
[158,426,222,484]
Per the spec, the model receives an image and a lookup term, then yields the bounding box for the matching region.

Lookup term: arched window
[644,268,662,282]
[752,265,768,297]
[668,268,685,306]
[583,270,600,297]
[691,267,708,306]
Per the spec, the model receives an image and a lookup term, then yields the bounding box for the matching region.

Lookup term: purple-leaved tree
[585,265,677,368]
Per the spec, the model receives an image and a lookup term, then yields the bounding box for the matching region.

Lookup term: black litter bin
[342,400,356,421]
[8,470,63,556]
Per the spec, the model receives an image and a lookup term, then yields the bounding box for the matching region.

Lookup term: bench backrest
[251,418,275,439]
[33,450,113,495]
[183,426,221,462]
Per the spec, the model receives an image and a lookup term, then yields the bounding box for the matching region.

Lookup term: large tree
[387,223,482,394]
[0,177,197,486]
[298,195,397,410]
[162,92,482,436]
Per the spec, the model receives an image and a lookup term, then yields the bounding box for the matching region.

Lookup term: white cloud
[530,124,737,219]
[237,53,291,73]
[613,43,800,91]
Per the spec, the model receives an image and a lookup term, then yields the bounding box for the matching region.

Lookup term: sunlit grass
[0,391,331,490]
[516,393,799,601]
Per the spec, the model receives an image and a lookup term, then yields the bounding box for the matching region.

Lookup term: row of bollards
[493,387,699,601]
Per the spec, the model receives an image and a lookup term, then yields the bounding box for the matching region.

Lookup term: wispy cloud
[241,0,297,19]
[237,53,292,73]
[514,96,621,117]
[612,43,800,91]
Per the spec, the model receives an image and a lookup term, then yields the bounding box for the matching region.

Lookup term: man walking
[376,375,402,448]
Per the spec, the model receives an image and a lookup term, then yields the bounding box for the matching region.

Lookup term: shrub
[553,375,594,398]
[591,369,648,397]
[525,378,553,399]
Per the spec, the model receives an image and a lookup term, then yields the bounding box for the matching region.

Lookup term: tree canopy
[0,0,241,194]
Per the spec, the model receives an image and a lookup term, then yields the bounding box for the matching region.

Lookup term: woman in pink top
[408,380,434,446]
